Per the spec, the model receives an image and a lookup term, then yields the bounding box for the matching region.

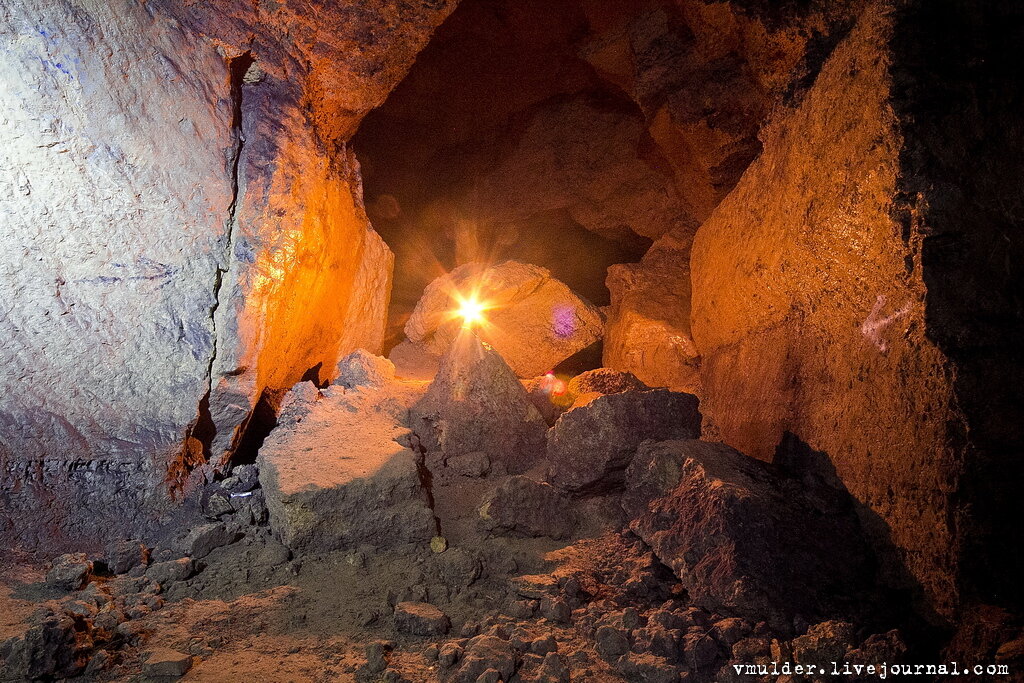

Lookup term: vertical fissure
[173,52,255,495]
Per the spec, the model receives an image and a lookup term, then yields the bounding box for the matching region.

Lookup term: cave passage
[352,0,683,354]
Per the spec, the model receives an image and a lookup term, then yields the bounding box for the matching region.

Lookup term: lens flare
[454,293,489,329]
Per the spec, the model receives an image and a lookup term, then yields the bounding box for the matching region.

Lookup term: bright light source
[455,294,487,328]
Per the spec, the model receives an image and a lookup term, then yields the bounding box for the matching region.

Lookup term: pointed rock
[411,330,547,474]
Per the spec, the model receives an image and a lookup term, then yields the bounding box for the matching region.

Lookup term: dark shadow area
[889,0,1024,614]
[774,431,948,656]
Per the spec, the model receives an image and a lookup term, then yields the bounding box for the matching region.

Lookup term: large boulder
[410,330,548,474]
[404,261,603,378]
[547,389,701,493]
[624,439,874,628]
[257,376,437,553]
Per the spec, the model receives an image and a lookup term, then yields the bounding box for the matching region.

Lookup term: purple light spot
[552,306,576,338]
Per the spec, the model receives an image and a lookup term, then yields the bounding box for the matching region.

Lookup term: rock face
[479,476,575,540]
[405,261,604,378]
[689,0,1024,617]
[411,330,548,474]
[547,390,701,493]
[0,0,456,552]
[625,439,874,628]
[257,377,437,553]
[603,230,702,393]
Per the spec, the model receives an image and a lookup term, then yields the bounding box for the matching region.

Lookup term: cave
[1,0,1022,680]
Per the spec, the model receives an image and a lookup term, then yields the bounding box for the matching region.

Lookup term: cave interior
[0,0,1022,680]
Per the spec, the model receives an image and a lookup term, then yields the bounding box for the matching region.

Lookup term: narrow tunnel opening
[351,0,688,366]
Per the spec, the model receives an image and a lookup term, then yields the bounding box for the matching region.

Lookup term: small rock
[616,653,678,683]
[538,651,570,683]
[540,597,571,624]
[511,574,559,599]
[507,599,537,619]
[447,451,491,477]
[183,522,241,559]
[85,649,112,675]
[791,621,856,664]
[255,540,291,566]
[439,641,463,668]
[142,648,192,678]
[226,464,259,492]
[364,640,389,674]
[423,644,440,661]
[566,368,647,399]
[456,635,516,682]
[683,631,721,671]
[45,553,92,591]
[431,536,449,553]
[146,558,195,586]
[530,635,558,655]
[394,602,451,636]
[596,625,630,659]
[713,617,749,646]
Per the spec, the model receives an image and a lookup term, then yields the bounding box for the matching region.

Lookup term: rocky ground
[1,345,1019,682]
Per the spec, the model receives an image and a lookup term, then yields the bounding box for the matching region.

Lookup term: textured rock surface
[479,476,575,540]
[405,261,604,378]
[689,0,1024,617]
[603,229,701,393]
[547,390,701,493]
[410,330,548,474]
[257,379,437,553]
[626,439,874,628]
[0,0,455,552]
[393,602,450,636]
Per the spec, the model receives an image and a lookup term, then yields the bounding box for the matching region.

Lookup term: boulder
[547,390,701,493]
[106,540,150,575]
[479,476,575,539]
[404,261,603,378]
[394,602,451,636]
[411,330,548,474]
[45,554,93,592]
[258,379,437,553]
[625,439,874,628]
[334,348,396,389]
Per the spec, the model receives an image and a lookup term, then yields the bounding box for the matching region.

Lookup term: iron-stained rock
[625,439,874,628]
[394,602,451,636]
[45,554,92,592]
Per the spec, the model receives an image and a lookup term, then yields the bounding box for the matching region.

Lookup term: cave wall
[595,0,867,391]
[0,0,455,552]
[689,0,1024,619]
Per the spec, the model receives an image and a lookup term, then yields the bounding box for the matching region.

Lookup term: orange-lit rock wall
[691,0,1024,620]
